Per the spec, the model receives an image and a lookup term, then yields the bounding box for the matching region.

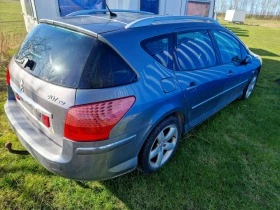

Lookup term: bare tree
[216,0,229,13]
[215,0,280,18]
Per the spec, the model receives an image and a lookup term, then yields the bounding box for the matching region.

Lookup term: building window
[140,0,159,14]
[187,1,210,17]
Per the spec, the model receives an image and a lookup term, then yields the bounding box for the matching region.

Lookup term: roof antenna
[103,0,117,18]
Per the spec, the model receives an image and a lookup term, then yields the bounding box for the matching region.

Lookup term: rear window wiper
[15,57,35,70]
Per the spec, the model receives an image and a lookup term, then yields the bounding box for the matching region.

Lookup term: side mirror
[241,55,252,65]
[246,55,252,63]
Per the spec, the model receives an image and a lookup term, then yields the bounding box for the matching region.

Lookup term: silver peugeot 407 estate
[4,10,262,180]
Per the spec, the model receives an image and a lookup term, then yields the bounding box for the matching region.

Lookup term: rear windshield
[15,24,136,89]
[16,24,95,88]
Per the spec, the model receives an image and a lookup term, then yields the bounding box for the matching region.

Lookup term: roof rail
[67,9,154,17]
[125,16,219,29]
[40,19,98,37]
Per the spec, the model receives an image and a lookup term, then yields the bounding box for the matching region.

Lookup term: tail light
[15,94,20,100]
[41,114,50,128]
[6,67,10,85]
[64,96,135,142]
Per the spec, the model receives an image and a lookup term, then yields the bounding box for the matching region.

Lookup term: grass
[0,0,26,35]
[0,1,280,209]
[0,0,26,69]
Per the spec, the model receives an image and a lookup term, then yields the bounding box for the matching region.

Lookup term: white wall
[107,0,140,10]
[225,10,246,22]
[21,0,216,33]
[34,0,59,20]
[106,0,215,18]
[160,0,184,15]
[20,0,60,32]
[20,0,37,32]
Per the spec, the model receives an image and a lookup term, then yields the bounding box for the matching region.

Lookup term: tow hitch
[5,142,29,155]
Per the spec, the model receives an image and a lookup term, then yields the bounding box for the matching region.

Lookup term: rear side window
[16,24,95,88]
[141,34,174,70]
[175,31,216,70]
[79,42,137,89]
[213,31,242,64]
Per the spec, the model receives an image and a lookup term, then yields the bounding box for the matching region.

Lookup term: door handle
[186,81,198,91]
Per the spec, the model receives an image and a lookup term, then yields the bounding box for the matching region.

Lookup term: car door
[173,30,226,128]
[212,30,247,103]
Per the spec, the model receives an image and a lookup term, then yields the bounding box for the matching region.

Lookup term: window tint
[141,34,174,69]
[79,42,137,89]
[175,31,216,70]
[213,31,241,64]
[240,44,249,60]
[16,24,95,88]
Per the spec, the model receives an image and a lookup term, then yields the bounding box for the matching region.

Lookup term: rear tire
[139,116,181,174]
[241,72,259,99]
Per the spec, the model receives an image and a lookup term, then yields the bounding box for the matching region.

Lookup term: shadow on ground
[249,48,279,57]
[225,26,249,37]
[260,58,280,86]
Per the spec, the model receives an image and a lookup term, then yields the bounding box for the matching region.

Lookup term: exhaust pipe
[5,142,29,155]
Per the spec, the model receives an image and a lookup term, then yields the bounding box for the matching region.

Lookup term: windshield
[16,24,95,88]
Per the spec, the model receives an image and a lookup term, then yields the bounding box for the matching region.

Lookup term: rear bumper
[4,100,144,181]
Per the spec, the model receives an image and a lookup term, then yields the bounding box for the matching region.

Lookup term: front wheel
[242,73,259,99]
[139,116,181,174]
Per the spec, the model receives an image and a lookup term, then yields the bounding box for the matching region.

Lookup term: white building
[20,0,216,32]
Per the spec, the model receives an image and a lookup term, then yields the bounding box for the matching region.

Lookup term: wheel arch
[137,107,186,157]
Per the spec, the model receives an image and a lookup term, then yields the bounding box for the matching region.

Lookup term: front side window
[240,44,249,60]
[175,31,216,71]
[213,31,242,64]
[141,34,174,70]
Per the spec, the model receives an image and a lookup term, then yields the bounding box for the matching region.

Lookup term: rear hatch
[9,23,96,146]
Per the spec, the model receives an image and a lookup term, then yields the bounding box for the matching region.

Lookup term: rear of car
[5,23,145,180]
[5,14,262,180]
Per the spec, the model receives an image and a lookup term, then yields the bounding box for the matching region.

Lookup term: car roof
[40,10,220,37]
[40,11,156,35]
